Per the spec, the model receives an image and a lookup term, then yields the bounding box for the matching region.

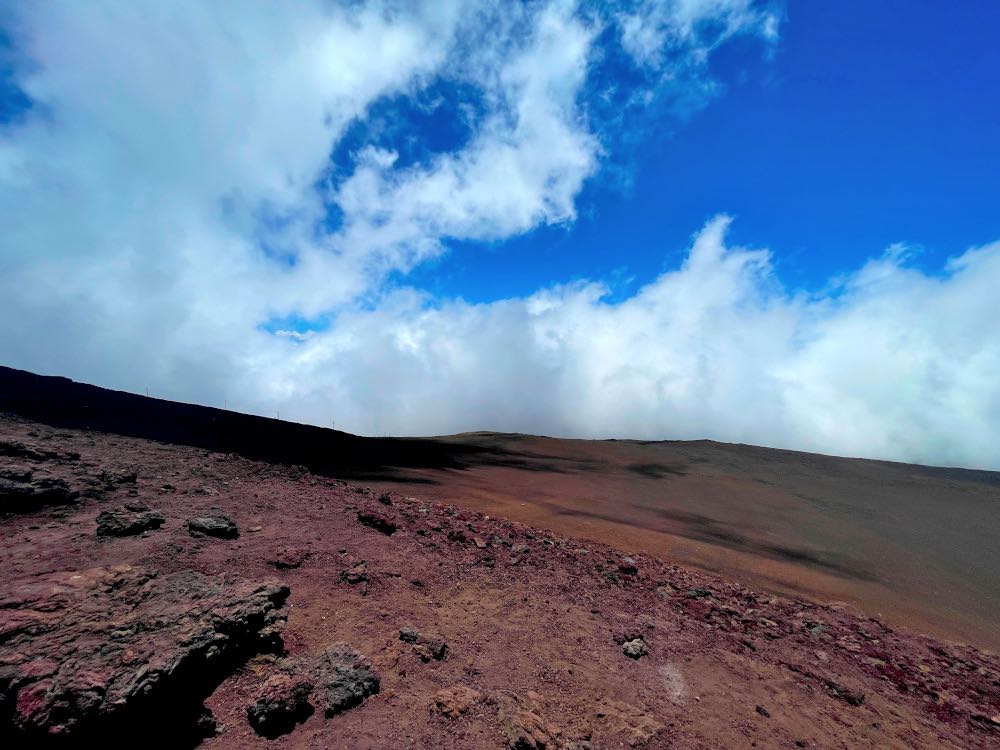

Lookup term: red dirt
[365,432,1000,652]
[2,414,999,748]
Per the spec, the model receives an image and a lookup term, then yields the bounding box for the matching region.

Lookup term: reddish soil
[366,432,1000,652]
[2,413,999,749]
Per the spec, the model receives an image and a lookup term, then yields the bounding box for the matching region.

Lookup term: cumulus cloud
[253,217,1000,470]
[2,1,997,469]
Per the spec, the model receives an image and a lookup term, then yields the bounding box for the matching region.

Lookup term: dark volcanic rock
[618,557,639,576]
[357,509,397,535]
[0,565,288,744]
[399,626,448,661]
[247,672,315,738]
[339,561,368,585]
[96,507,165,537]
[312,645,379,717]
[187,513,239,539]
[826,680,865,706]
[0,476,79,514]
[0,440,78,462]
[98,469,137,486]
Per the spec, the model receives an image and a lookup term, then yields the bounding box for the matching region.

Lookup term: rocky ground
[1,413,998,748]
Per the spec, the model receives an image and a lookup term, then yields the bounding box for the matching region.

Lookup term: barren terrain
[1,368,999,747]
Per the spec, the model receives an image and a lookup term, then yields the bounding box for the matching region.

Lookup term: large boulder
[0,565,288,744]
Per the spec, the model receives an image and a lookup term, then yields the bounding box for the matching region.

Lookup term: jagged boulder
[0,565,288,743]
[247,672,315,738]
[312,645,379,717]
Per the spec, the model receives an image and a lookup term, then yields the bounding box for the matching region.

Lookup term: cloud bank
[1,1,998,469]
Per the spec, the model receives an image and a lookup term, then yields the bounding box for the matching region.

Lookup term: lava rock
[825,680,865,706]
[432,685,481,718]
[340,561,368,585]
[247,673,315,738]
[0,476,79,514]
[399,626,448,661]
[96,507,165,537]
[0,565,289,742]
[98,468,137,486]
[618,557,639,576]
[269,548,310,570]
[622,638,647,659]
[0,440,78,462]
[187,513,239,539]
[312,645,380,717]
[500,706,556,750]
[399,626,420,643]
[357,510,397,535]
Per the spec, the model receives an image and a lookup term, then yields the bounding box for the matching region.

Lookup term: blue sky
[1,1,999,468]
[397,0,1000,302]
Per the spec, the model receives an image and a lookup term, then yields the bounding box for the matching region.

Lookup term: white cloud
[2,2,997,469]
[265,218,1000,469]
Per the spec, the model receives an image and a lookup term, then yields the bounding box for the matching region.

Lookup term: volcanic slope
[365,431,1000,652]
[1,413,999,748]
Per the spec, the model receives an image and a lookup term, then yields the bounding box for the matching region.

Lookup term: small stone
[500,706,556,750]
[312,645,380,717]
[618,557,638,576]
[248,525,263,533]
[473,535,487,549]
[357,510,397,535]
[399,627,448,661]
[269,549,310,570]
[340,561,368,585]
[187,513,239,539]
[825,680,864,706]
[622,638,647,659]
[755,705,770,718]
[96,507,165,537]
[247,673,314,738]
[399,627,420,643]
[432,685,481,718]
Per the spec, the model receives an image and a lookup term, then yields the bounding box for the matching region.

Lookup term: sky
[1,1,998,469]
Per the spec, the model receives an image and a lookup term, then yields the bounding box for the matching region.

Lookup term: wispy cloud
[2,2,996,468]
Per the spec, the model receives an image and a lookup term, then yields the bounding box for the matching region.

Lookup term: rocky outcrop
[0,472,79,514]
[0,565,288,745]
